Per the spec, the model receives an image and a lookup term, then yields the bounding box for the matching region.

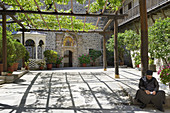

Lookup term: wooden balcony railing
[118,0,169,26]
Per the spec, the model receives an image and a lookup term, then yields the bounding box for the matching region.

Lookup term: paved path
[0,67,169,113]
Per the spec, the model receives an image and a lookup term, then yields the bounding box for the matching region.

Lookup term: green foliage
[89,49,102,62]
[2,0,97,31]
[148,18,170,64]
[149,58,154,65]
[44,50,58,64]
[13,40,26,62]
[0,26,16,66]
[133,52,141,66]
[24,50,30,62]
[56,55,63,64]
[88,0,122,13]
[106,33,126,62]
[78,54,90,64]
[124,30,140,51]
[158,64,170,84]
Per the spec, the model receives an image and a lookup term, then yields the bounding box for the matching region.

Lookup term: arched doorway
[25,39,35,59]
[64,50,73,67]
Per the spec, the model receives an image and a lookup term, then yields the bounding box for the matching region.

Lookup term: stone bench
[0,70,29,83]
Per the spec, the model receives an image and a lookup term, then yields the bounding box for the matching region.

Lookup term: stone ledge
[0,70,29,84]
[122,87,170,107]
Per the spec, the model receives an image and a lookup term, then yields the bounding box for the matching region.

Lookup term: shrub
[44,50,58,64]
[78,54,90,64]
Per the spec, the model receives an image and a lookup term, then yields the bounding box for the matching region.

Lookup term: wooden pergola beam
[0,2,25,29]
[95,0,108,30]
[34,0,49,30]
[0,20,23,23]
[21,28,113,34]
[103,19,113,31]
[0,10,127,18]
[15,0,37,29]
[83,0,90,31]
[103,0,127,31]
[52,0,62,30]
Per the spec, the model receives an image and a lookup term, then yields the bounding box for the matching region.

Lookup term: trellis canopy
[0,0,126,33]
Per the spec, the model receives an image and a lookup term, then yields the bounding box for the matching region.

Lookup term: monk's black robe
[135,76,165,109]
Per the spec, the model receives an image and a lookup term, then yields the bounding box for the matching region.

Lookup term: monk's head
[146,70,153,80]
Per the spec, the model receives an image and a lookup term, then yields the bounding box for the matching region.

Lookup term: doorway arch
[64,50,73,67]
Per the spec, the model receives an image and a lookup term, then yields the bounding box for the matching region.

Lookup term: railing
[118,0,169,26]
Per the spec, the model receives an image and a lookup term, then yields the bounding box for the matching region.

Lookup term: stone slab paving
[0,67,169,113]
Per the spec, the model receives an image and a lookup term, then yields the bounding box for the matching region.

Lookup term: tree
[123,30,141,67]
[148,18,170,65]
[106,33,126,64]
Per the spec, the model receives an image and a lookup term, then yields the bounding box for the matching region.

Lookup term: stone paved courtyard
[0,67,169,113]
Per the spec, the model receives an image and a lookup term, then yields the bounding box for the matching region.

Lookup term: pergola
[0,0,148,77]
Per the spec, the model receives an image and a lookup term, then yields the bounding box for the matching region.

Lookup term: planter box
[149,64,156,72]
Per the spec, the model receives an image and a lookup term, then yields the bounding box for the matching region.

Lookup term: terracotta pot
[39,66,43,70]
[119,62,124,66]
[136,64,139,68]
[7,73,12,76]
[56,64,60,68]
[7,66,14,73]
[13,63,19,71]
[25,66,29,70]
[47,64,52,70]
[0,63,3,75]
[82,63,86,67]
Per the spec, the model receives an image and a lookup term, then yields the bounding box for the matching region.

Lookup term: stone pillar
[42,45,45,59]
[35,44,38,59]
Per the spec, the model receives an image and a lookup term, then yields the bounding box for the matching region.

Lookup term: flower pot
[13,63,19,71]
[39,66,44,70]
[91,62,95,66]
[56,64,60,68]
[119,62,124,66]
[25,66,29,70]
[136,64,139,68]
[7,66,14,73]
[0,63,3,75]
[47,64,52,70]
[148,64,156,72]
[7,73,12,76]
[82,63,86,67]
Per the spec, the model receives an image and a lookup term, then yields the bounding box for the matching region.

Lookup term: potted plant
[7,71,12,76]
[78,54,90,67]
[24,50,30,70]
[89,50,102,66]
[44,50,58,70]
[157,64,170,89]
[56,55,63,68]
[148,58,156,72]
[13,40,26,71]
[133,52,141,68]
[36,59,46,70]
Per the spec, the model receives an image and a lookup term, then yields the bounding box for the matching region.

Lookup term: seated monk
[135,70,165,112]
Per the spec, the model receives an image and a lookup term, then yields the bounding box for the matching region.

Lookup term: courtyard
[0,68,170,113]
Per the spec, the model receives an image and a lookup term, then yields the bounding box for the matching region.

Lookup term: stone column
[42,45,45,59]
[35,44,38,59]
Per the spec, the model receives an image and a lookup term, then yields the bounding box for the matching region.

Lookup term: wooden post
[103,34,107,71]
[139,0,148,76]
[114,16,119,78]
[22,30,25,68]
[2,14,7,72]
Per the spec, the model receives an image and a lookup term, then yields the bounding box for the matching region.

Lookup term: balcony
[118,0,169,26]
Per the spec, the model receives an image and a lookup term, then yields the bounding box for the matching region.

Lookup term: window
[120,8,123,14]
[128,2,132,10]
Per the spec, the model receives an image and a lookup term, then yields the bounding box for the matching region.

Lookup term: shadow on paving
[0,72,162,113]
